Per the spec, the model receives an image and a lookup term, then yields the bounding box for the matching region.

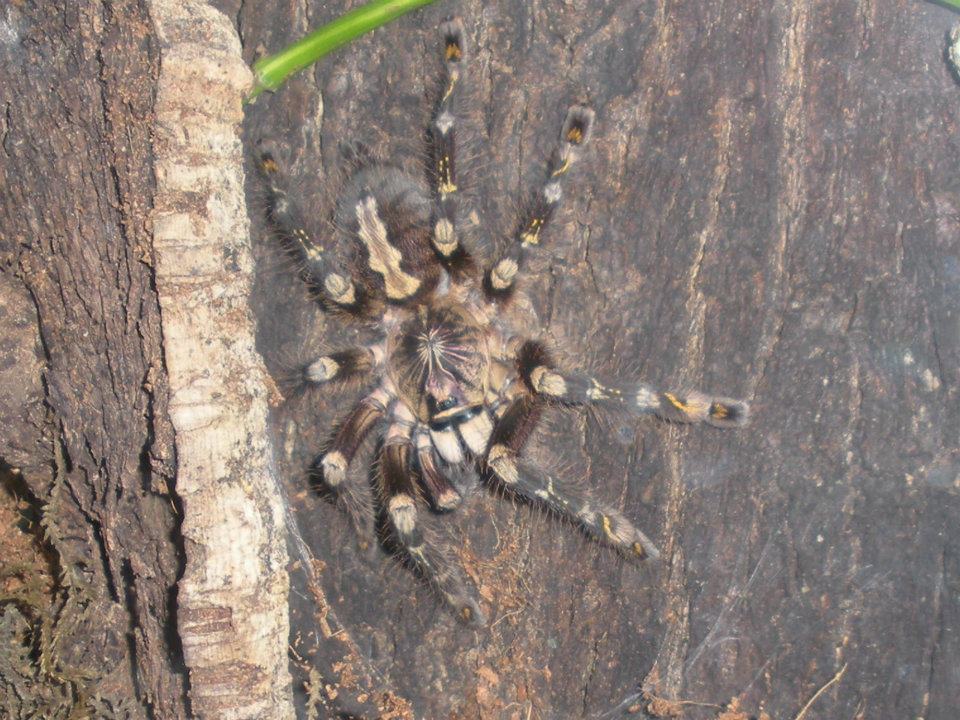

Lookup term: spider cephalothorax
[258,19,749,625]
[392,303,490,425]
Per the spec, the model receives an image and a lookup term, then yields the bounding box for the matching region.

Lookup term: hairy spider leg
[483,397,660,559]
[382,404,485,624]
[315,385,392,488]
[257,152,368,315]
[484,105,596,299]
[517,340,750,428]
[308,385,392,543]
[413,426,462,510]
[427,19,471,269]
[484,355,524,420]
[300,343,385,387]
[485,394,544,454]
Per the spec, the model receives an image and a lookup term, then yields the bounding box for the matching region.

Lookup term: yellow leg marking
[355,196,421,300]
[490,257,518,290]
[441,72,458,101]
[488,444,519,485]
[260,156,279,174]
[433,218,457,256]
[388,494,418,535]
[663,392,691,413]
[437,156,457,195]
[546,476,566,507]
[587,378,621,401]
[566,126,583,144]
[551,157,571,176]
[710,403,729,419]
[445,43,462,61]
[601,514,617,543]
[632,542,646,558]
[520,218,543,245]
[530,366,567,397]
[292,228,326,261]
[324,273,356,305]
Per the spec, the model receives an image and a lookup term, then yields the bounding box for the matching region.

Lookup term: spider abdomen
[336,166,441,305]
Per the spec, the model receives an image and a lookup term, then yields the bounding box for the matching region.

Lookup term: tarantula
[257,19,749,625]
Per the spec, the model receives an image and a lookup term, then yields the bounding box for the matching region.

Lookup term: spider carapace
[257,19,749,625]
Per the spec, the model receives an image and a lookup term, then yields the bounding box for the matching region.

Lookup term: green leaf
[248,0,438,102]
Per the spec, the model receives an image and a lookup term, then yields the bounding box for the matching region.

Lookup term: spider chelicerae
[257,18,749,625]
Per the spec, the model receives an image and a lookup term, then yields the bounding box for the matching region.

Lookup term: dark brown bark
[0,2,186,718]
[240,1,960,719]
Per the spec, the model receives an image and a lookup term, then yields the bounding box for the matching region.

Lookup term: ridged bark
[151,1,293,717]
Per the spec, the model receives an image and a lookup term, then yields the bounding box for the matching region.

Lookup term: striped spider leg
[381,402,486,625]
[257,152,372,315]
[310,383,393,541]
[426,19,473,272]
[483,394,662,561]
[484,104,595,299]
[299,342,385,387]
[516,340,750,428]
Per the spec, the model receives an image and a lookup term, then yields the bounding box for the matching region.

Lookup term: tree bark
[1,1,958,719]
[1,3,188,718]
[152,1,293,717]
[2,1,292,718]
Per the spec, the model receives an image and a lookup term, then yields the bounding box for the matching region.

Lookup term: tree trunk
[1,1,958,719]
[1,2,188,718]
[1,1,290,718]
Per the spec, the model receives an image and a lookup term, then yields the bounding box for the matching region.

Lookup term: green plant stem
[248,0,437,101]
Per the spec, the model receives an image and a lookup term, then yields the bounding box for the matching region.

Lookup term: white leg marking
[388,494,417,535]
[430,426,464,464]
[457,410,493,455]
[321,451,347,486]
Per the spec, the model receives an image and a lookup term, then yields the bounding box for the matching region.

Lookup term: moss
[0,467,130,719]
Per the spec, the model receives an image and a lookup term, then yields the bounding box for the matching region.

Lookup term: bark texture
[2,1,293,718]
[239,1,960,719]
[0,2,187,718]
[151,1,293,718]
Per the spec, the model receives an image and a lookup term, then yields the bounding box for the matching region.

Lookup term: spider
[257,18,749,626]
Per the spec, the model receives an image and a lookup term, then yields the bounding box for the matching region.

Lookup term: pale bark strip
[150,1,294,717]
